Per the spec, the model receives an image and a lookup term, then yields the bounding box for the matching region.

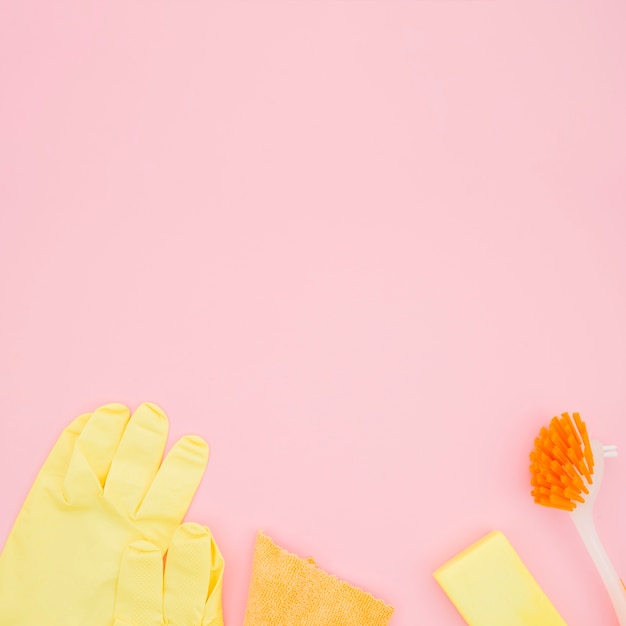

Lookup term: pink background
[2,2,626,624]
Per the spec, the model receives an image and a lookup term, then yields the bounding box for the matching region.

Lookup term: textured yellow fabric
[434,531,566,626]
[114,523,224,626]
[243,531,394,626]
[0,403,215,626]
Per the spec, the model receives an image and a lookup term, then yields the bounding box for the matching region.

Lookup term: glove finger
[105,403,169,516]
[136,435,208,550]
[163,524,224,626]
[115,540,164,626]
[39,412,91,485]
[137,435,209,551]
[74,403,130,486]
[63,439,104,502]
[201,530,225,626]
[64,404,132,501]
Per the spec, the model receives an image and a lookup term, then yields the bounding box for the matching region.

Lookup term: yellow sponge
[434,531,566,626]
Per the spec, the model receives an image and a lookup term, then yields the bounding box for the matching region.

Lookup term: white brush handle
[571,506,626,625]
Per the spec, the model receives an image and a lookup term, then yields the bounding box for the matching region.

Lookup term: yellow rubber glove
[114,523,224,626]
[0,403,211,626]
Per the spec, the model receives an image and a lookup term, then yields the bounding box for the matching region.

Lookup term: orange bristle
[529,412,594,511]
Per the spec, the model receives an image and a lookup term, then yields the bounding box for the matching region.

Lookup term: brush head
[530,412,595,512]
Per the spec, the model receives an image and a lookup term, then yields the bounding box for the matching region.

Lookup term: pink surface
[1,2,626,624]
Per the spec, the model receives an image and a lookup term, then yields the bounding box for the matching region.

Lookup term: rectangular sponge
[433,531,566,626]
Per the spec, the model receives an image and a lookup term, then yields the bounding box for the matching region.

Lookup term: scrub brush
[530,412,626,625]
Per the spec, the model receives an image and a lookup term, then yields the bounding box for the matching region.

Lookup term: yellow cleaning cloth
[243,531,394,626]
[434,531,566,626]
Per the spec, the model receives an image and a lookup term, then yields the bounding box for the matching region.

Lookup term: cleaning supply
[530,411,626,624]
[243,531,394,626]
[434,530,566,625]
[0,403,214,626]
[114,523,224,626]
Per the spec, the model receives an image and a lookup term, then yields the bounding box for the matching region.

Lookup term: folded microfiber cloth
[243,531,394,626]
